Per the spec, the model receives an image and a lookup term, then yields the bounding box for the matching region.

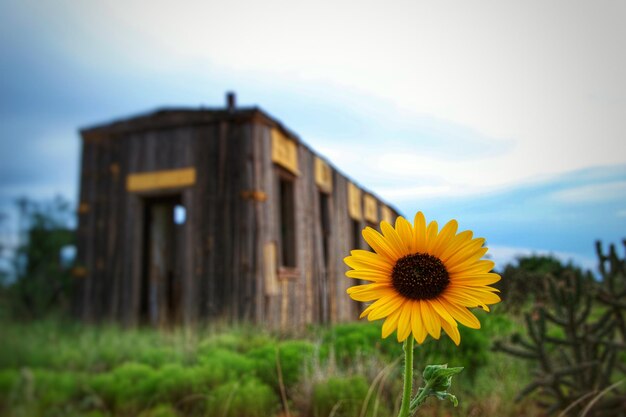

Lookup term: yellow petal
[447,259,495,275]
[444,238,486,269]
[347,283,395,302]
[380,222,408,258]
[420,300,441,339]
[424,221,439,254]
[344,255,392,274]
[448,248,489,273]
[431,219,458,257]
[427,298,457,326]
[381,304,403,338]
[396,302,413,342]
[446,287,502,306]
[441,289,492,311]
[413,212,427,253]
[367,295,405,321]
[451,273,501,286]
[395,217,415,254]
[439,230,474,263]
[351,249,394,267]
[346,270,390,283]
[359,294,400,318]
[447,283,501,293]
[441,301,481,329]
[411,301,428,344]
[441,319,461,346]
[362,227,400,261]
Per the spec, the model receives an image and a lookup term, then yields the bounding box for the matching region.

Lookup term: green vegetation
[495,242,626,416]
[2,200,620,416]
[0,313,538,417]
[0,196,76,321]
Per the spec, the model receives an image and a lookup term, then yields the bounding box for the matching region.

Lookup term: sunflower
[344,212,501,345]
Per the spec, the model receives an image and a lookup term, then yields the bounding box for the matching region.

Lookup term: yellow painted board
[126,167,196,192]
[348,182,362,220]
[78,202,90,214]
[363,194,378,223]
[264,242,279,296]
[314,157,333,192]
[271,128,299,175]
[381,205,395,225]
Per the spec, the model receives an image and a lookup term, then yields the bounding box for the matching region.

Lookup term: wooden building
[74,93,400,328]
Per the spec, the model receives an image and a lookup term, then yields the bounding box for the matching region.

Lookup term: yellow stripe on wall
[271,128,299,175]
[348,182,362,220]
[314,157,333,193]
[381,205,395,225]
[126,167,196,192]
[363,194,378,223]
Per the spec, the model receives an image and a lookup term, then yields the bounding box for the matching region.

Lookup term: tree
[7,196,76,319]
[495,243,626,416]
[496,254,590,312]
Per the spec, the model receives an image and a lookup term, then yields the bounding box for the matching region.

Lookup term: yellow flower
[345,212,501,345]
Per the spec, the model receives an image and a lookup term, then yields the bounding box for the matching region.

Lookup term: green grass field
[0,311,540,417]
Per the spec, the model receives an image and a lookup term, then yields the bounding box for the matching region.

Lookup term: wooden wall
[255,124,398,329]
[74,110,398,328]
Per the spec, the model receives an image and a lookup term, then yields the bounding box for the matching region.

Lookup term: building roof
[80,106,301,144]
[79,98,402,216]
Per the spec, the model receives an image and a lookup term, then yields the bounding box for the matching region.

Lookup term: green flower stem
[409,382,430,412]
[397,337,414,417]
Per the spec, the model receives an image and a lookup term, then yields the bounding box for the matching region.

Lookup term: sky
[0,0,625,271]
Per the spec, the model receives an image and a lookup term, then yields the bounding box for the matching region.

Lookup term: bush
[90,362,158,410]
[205,377,279,417]
[322,322,399,364]
[312,375,371,417]
[138,404,179,417]
[31,369,82,407]
[248,340,315,391]
[0,314,522,417]
[0,369,18,396]
[195,348,254,386]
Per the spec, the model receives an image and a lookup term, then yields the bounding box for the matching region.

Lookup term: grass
[0,311,541,417]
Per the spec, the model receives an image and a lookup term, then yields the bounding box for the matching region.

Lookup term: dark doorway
[140,195,184,325]
[351,219,362,250]
[278,174,296,267]
[318,191,331,323]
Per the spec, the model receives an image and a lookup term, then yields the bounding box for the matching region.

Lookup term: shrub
[153,364,194,403]
[31,369,81,407]
[196,348,254,386]
[322,323,398,364]
[0,369,18,397]
[205,377,279,417]
[312,375,371,417]
[248,340,315,391]
[138,404,179,417]
[90,362,158,410]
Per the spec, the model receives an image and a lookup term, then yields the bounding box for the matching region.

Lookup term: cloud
[392,165,626,268]
[2,0,625,198]
[552,181,626,203]
[1,0,625,276]
[376,185,453,200]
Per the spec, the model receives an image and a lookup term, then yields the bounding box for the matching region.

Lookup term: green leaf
[422,364,463,392]
[411,364,463,413]
[434,391,458,407]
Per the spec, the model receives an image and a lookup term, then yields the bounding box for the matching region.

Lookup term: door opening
[140,195,184,325]
[318,191,331,323]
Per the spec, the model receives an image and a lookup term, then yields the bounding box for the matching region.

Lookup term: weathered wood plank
[75,106,400,329]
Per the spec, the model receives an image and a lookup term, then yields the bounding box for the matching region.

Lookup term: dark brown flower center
[391,253,450,300]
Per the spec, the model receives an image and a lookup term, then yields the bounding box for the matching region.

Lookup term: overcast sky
[1,0,625,270]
